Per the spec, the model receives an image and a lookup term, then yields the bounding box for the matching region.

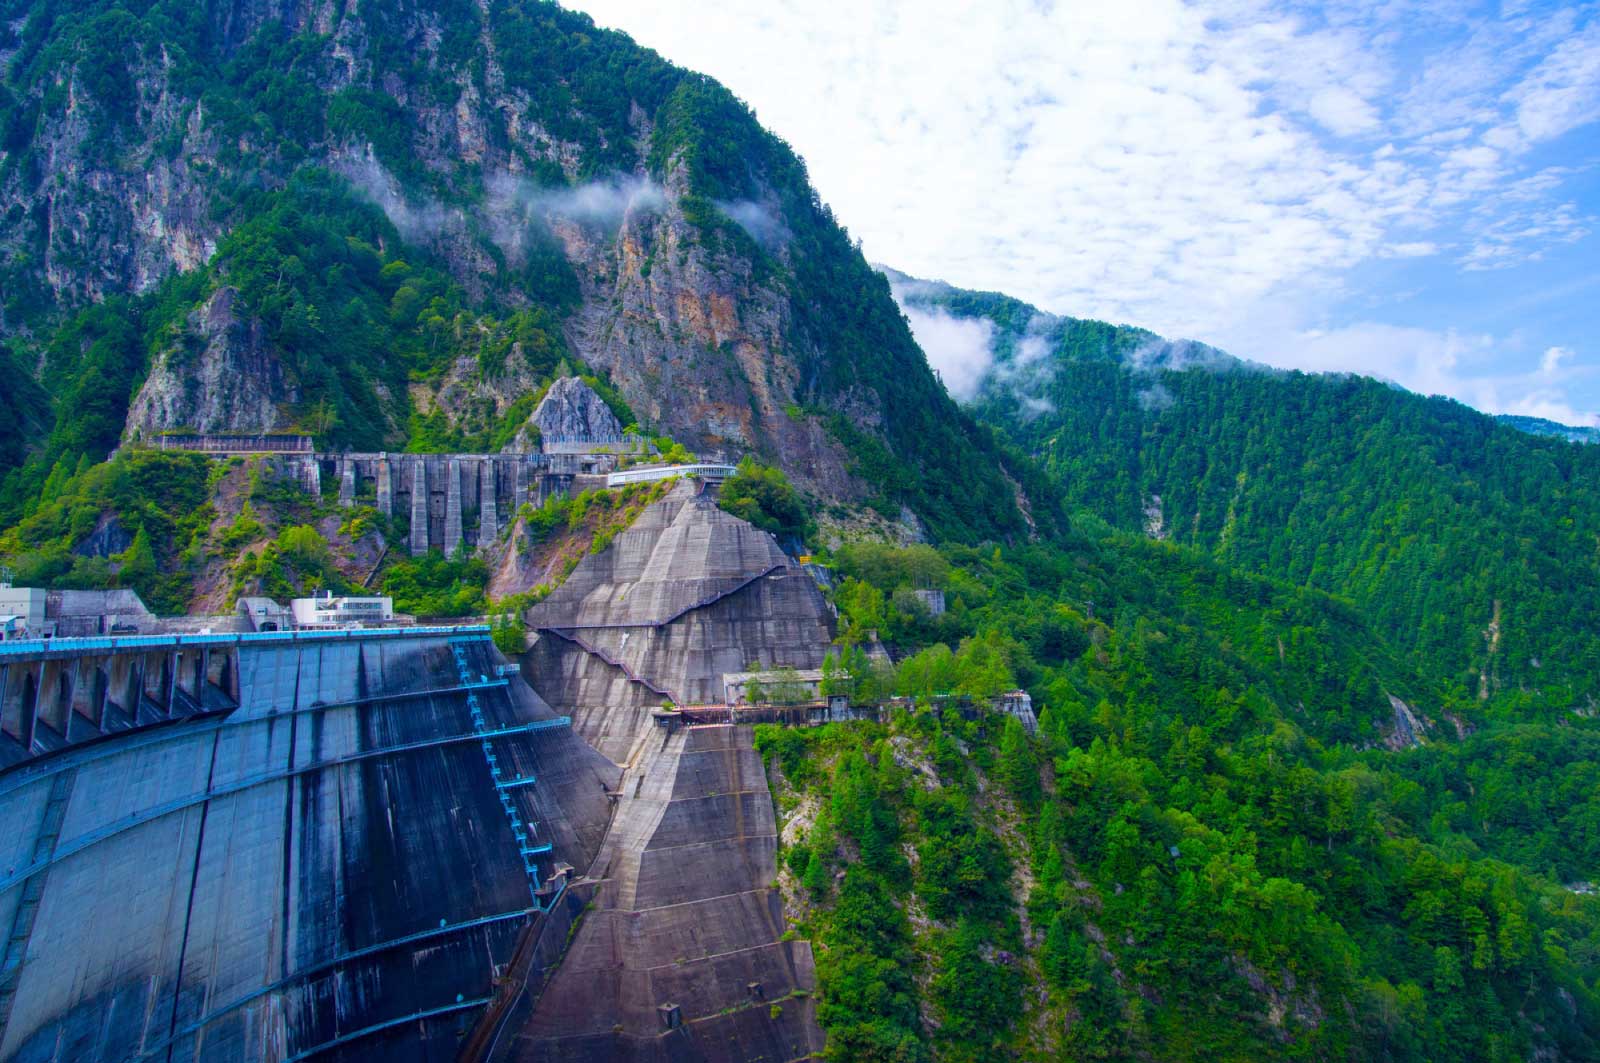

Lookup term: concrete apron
[500,722,823,1063]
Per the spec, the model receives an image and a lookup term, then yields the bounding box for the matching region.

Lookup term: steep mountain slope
[891,271,1600,707]
[763,532,1600,1062]
[0,0,1031,541]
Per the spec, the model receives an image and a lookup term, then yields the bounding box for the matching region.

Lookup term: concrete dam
[0,480,830,1062]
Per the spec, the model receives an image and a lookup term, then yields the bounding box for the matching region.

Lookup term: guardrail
[0,624,493,659]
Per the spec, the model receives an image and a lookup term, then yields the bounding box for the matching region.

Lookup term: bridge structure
[0,626,616,1063]
[147,448,622,559]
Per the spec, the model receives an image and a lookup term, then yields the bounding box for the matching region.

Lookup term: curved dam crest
[0,480,827,1062]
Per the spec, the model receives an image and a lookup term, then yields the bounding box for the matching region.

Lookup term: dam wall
[504,482,830,1061]
[0,629,618,1063]
[523,486,834,764]
[1,636,238,773]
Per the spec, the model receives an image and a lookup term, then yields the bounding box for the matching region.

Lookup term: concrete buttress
[446,457,465,556]
[479,458,498,546]
[410,457,430,556]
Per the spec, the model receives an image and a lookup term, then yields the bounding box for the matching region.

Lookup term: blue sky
[567,1,1600,423]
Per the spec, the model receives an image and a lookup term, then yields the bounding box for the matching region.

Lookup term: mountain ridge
[890,268,1600,704]
[0,0,1034,541]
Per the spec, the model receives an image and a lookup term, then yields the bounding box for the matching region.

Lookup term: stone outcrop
[550,166,865,501]
[4,1,1031,538]
[0,4,895,511]
[123,287,297,440]
[529,376,624,446]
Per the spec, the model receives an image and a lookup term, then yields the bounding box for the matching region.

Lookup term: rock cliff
[124,286,298,438]
[529,375,623,445]
[0,0,1031,540]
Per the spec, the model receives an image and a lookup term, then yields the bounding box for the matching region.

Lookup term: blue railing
[0,624,492,659]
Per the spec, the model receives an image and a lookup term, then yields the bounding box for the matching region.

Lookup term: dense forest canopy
[895,274,1600,702]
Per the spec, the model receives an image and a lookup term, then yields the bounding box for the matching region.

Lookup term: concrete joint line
[632,885,783,915]
[642,940,797,974]
[132,909,536,1060]
[0,721,563,897]
[0,679,512,801]
[630,833,777,856]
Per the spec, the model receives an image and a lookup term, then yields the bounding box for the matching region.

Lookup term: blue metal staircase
[449,638,570,910]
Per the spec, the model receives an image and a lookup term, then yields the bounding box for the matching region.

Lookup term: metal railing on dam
[0,622,492,660]
[0,625,617,1063]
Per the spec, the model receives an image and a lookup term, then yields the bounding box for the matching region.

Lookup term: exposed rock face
[550,167,865,500]
[529,376,623,445]
[123,287,297,439]
[3,2,1022,536]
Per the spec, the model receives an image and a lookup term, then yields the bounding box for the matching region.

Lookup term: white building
[289,592,395,629]
[0,585,46,638]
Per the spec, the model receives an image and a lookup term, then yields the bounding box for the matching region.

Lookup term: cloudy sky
[566,0,1600,424]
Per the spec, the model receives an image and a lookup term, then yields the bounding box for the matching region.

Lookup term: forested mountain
[775,532,1600,1062]
[892,271,1600,710]
[0,0,1032,540]
[1496,414,1600,445]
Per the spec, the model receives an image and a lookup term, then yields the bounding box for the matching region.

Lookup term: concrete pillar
[445,457,464,557]
[70,657,100,726]
[479,459,498,545]
[36,660,68,737]
[338,457,356,508]
[1,661,36,742]
[109,655,137,715]
[376,456,393,518]
[410,458,430,557]
[142,651,169,712]
[176,650,200,700]
[302,457,322,499]
[207,647,238,702]
[515,457,528,510]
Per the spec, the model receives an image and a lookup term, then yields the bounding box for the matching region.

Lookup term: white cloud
[893,293,996,401]
[1504,21,1600,145]
[489,172,664,228]
[563,0,1599,417]
[1542,345,1575,375]
[1221,319,1599,427]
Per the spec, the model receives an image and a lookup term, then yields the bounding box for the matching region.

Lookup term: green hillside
[3,3,1600,1060]
[769,530,1600,1061]
[895,274,1600,706]
[0,0,1028,541]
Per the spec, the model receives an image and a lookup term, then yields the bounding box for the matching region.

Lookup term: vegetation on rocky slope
[0,0,1032,541]
[4,4,1600,1060]
[769,535,1600,1061]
